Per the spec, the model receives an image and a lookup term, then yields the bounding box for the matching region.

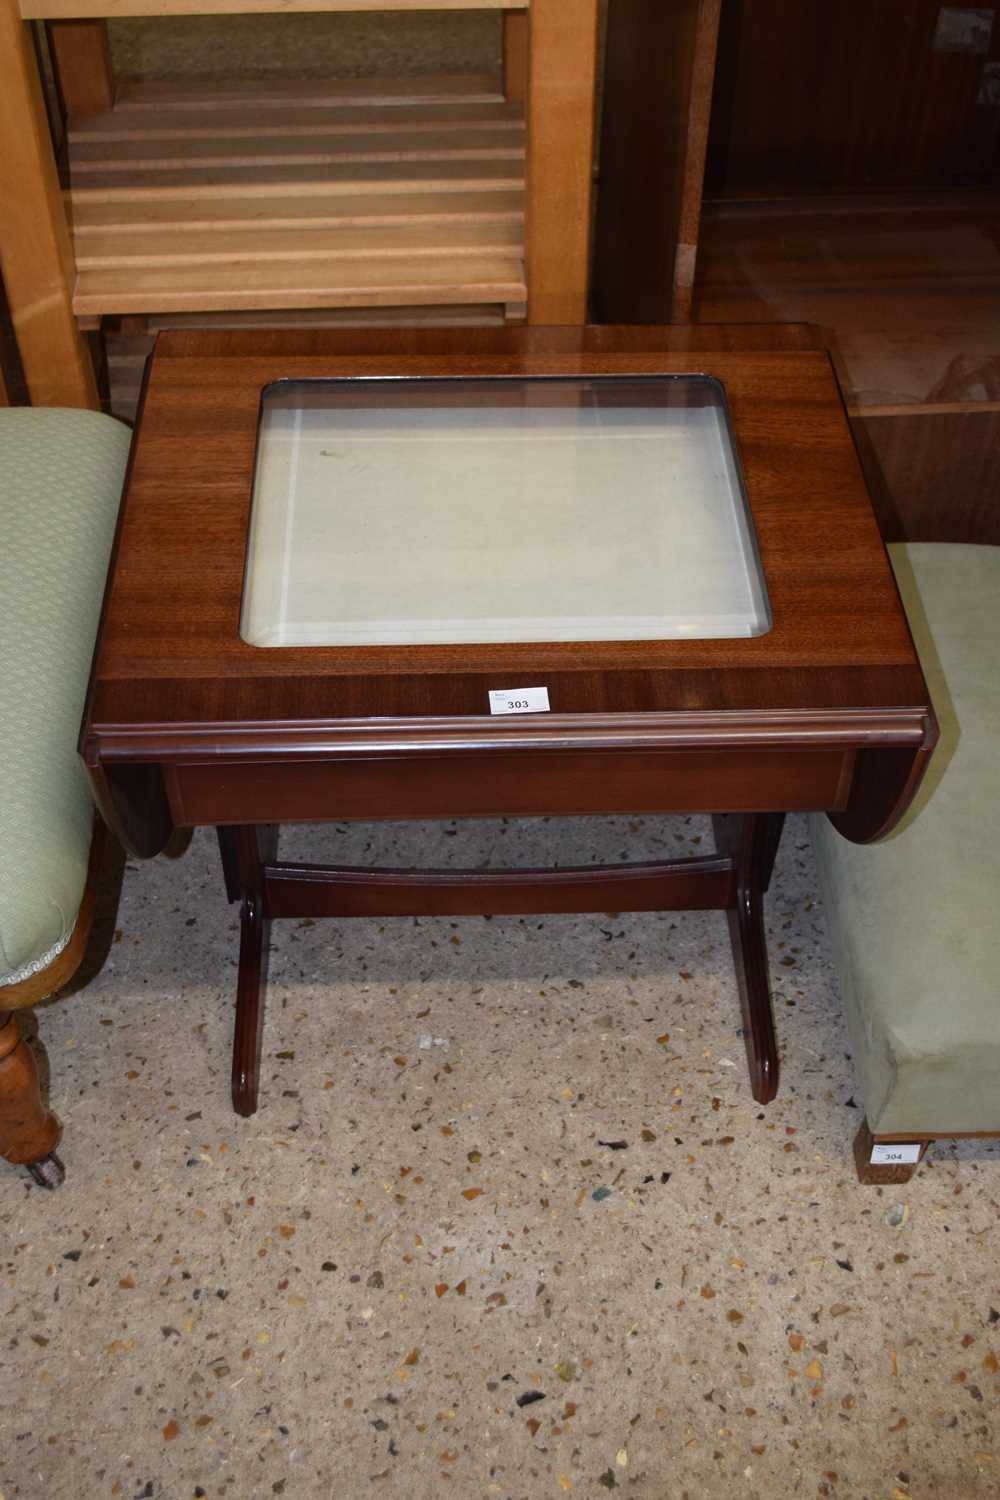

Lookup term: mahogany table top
[81,324,935,852]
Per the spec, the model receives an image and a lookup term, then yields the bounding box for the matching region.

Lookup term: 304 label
[488,686,551,716]
[870,1143,922,1166]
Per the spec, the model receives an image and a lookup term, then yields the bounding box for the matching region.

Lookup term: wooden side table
[78,324,936,1120]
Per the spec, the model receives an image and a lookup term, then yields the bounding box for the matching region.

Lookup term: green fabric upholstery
[810,543,1000,1135]
[0,409,130,994]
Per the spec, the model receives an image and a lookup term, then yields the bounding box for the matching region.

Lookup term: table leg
[233,891,270,1117]
[0,1013,64,1186]
[718,813,783,1105]
[217,827,277,1116]
[215,819,785,1116]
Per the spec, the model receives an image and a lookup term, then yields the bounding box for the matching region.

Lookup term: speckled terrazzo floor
[3,813,999,1500]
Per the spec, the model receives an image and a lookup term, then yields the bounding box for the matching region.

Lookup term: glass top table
[81,326,936,1124]
[241,375,770,649]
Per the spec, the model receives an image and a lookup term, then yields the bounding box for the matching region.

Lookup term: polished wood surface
[165,745,856,827]
[715,812,782,1102]
[264,856,737,919]
[855,408,1000,546]
[223,825,277,1115]
[82,328,927,730]
[81,324,935,1119]
[594,0,721,323]
[706,0,1000,196]
[81,325,934,858]
[221,813,783,1113]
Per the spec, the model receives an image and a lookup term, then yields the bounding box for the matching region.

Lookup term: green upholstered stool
[810,543,1000,1182]
[0,407,131,1185]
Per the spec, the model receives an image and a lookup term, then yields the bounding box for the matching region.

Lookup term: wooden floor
[66,74,526,320]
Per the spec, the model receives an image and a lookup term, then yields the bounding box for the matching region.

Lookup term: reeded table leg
[0,1012,63,1186]
[718,814,783,1105]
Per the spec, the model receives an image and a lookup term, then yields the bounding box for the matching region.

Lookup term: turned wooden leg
[853,1120,929,1184]
[723,814,781,1105]
[218,826,277,1116]
[0,1012,64,1186]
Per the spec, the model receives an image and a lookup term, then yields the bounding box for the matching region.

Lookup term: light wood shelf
[25,0,524,17]
[3,0,600,405]
[66,73,527,318]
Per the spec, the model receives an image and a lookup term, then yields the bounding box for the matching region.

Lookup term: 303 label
[488,686,551,716]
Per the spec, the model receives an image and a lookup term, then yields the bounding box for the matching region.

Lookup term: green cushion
[0,408,131,991]
[810,543,1000,1135]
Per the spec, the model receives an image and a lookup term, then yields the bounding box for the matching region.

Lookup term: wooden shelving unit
[1,0,602,408]
[66,74,527,320]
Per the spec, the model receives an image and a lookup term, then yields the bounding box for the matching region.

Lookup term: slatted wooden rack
[0,0,603,408]
[67,73,527,319]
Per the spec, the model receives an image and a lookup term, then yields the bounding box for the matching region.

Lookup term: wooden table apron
[80,327,937,1119]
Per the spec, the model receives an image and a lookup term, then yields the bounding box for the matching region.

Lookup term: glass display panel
[240,375,771,648]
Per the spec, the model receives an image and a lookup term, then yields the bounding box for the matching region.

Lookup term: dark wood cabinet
[593,0,1000,547]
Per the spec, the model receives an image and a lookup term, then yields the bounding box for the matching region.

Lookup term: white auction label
[870,1142,922,1166]
[488,686,551,716]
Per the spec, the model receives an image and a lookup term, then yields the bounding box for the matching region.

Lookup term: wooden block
[74,220,522,269]
[71,189,524,234]
[111,73,505,112]
[46,18,114,118]
[0,0,96,405]
[69,100,523,141]
[853,1121,927,1185]
[69,125,525,172]
[73,253,526,315]
[502,9,529,104]
[525,0,600,324]
[24,0,524,17]
[70,158,524,200]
